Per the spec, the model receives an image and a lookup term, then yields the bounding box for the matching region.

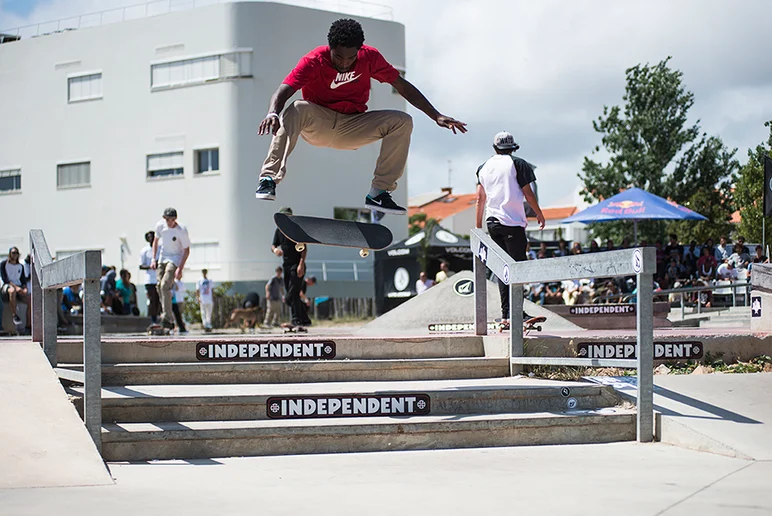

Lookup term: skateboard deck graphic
[274,213,393,257]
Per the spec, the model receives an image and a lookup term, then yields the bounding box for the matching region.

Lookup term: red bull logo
[607,200,644,209]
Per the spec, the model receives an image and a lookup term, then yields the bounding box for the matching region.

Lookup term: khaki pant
[264,299,282,326]
[156,262,177,326]
[261,100,413,191]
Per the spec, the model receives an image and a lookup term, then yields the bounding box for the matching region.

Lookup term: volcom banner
[765,155,772,217]
[267,394,431,419]
[196,341,336,361]
[577,341,703,360]
[569,305,635,315]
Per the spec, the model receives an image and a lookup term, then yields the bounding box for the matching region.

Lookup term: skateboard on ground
[281,322,308,334]
[274,213,393,258]
[495,316,546,334]
[147,323,172,336]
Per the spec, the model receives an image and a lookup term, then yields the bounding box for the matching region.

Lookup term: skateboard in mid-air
[280,322,308,334]
[496,316,546,334]
[273,213,393,258]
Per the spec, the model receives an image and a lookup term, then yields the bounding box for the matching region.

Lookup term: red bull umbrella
[562,187,707,242]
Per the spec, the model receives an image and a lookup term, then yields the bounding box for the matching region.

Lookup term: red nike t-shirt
[282,45,401,114]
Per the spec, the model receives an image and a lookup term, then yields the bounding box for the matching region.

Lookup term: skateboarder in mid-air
[255,18,467,214]
[475,132,546,329]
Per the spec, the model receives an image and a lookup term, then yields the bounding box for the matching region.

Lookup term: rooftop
[1,0,393,39]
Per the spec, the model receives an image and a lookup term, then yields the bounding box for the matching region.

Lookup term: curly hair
[327,18,365,48]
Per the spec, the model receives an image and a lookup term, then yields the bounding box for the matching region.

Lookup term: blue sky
[3,0,772,207]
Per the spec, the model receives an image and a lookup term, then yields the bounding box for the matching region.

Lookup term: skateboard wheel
[359,249,369,258]
[295,243,305,252]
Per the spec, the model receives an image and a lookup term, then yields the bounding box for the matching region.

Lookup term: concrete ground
[0,443,769,516]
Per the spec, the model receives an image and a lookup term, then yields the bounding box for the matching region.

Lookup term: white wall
[0,2,407,293]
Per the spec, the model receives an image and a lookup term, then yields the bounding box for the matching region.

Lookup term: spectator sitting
[525,242,537,260]
[537,242,549,259]
[434,261,455,284]
[605,239,615,252]
[666,257,686,282]
[737,236,750,255]
[100,265,117,314]
[62,284,81,315]
[571,242,583,255]
[716,261,738,281]
[541,282,564,305]
[696,246,718,281]
[553,239,568,257]
[416,272,434,295]
[751,246,768,264]
[727,242,751,270]
[714,236,731,263]
[620,237,631,249]
[1,246,30,327]
[588,240,600,253]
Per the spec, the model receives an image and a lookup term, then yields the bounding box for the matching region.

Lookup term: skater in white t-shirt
[475,131,546,326]
[196,269,215,332]
[151,208,190,330]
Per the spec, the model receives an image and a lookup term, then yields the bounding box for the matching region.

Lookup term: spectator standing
[139,231,161,323]
[272,207,310,327]
[537,242,549,259]
[737,236,750,255]
[151,208,190,331]
[553,239,568,257]
[752,246,768,264]
[1,247,29,326]
[196,269,214,332]
[714,236,731,263]
[664,234,683,260]
[115,269,133,315]
[416,272,434,295]
[571,242,583,255]
[605,239,616,252]
[434,261,455,284]
[588,240,600,253]
[263,267,284,327]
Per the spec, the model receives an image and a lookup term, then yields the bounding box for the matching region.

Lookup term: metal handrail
[470,229,656,443]
[1,0,394,37]
[29,230,102,452]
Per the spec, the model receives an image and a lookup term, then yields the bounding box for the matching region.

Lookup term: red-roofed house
[408,188,589,242]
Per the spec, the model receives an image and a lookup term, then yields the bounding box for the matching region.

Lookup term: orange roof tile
[528,206,579,221]
[408,193,477,221]
[731,210,741,224]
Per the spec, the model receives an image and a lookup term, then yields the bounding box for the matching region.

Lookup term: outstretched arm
[391,76,467,134]
[257,84,298,136]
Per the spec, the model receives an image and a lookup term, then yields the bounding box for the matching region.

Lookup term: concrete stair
[60,335,634,461]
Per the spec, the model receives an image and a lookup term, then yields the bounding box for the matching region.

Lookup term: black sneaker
[255,177,276,200]
[365,191,406,215]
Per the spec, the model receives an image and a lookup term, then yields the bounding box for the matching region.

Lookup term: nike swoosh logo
[369,198,383,206]
[330,73,361,89]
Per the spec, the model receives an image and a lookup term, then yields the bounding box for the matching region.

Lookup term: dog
[224,306,263,333]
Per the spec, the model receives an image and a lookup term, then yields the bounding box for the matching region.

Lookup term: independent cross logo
[752,297,762,318]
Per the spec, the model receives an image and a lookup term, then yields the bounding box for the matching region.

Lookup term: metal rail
[471,228,656,443]
[29,230,102,452]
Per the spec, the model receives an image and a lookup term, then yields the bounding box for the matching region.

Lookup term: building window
[68,73,102,102]
[147,152,184,178]
[151,51,252,90]
[0,169,21,193]
[188,242,220,269]
[195,148,219,174]
[57,162,91,189]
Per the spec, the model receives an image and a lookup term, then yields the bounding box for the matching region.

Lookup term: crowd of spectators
[524,234,769,308]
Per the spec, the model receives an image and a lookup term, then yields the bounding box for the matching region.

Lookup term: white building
[0,0,407,298]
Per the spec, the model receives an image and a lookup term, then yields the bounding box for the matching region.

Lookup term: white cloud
[3,0,770,207]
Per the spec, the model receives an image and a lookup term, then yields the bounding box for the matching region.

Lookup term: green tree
[579,57,736,244]
[735,121,772,249]
[666,135,738,243]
